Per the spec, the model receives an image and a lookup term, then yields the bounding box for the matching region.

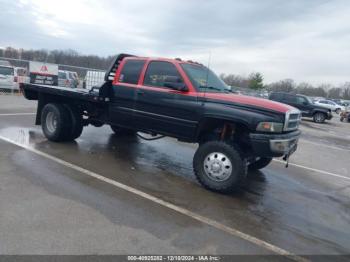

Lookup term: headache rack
[87,54,135,101]
[104,53,135,82]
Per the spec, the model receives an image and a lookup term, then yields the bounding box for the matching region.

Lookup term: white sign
[29,61,58,75]
[29,61,58,86]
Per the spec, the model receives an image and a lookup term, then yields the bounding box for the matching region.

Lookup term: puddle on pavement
[0,127,44,146]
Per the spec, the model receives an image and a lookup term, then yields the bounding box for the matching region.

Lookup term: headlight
[256,122,283,133]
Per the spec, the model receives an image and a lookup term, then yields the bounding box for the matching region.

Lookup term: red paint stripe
[30,72,56,76]
[202,93,294,113]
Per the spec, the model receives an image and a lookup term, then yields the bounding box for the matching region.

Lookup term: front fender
[195,102,285,140]
[203,102,284,130]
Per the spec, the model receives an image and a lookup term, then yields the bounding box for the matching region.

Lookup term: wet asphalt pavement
[0,96,349,260]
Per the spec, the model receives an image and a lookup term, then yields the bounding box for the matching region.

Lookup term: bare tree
[341,82,350,100]
[296,82,327,97]
[220,73,250,88]
[327,87,342,99]
[267,79,295,93]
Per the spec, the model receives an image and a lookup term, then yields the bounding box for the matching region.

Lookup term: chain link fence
[0,57,106,95]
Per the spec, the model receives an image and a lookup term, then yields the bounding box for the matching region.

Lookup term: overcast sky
[1,0,349,85]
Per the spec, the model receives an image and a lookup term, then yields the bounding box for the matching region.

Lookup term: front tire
[248,157,272,171]
[313,112,326,123]
[193,141,245,193]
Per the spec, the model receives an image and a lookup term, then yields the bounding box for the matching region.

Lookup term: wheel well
[35,93,87,125]
[313,111,326,116]
[196,118,250,145]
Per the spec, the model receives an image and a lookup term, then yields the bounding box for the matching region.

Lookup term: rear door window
[119,60,145,84]
[58,72,67,79]
[143,61,183,88]
[270,93,283,101]
[296,96,308,105]
[283,94,297,103]
[16,68,27,76]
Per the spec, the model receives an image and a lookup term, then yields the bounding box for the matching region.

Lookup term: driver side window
[296,96,307,105]
[143,61,183,88]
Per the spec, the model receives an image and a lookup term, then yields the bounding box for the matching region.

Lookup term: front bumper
[249,130,301,157]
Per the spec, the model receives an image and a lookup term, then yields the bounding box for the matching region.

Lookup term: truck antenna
[205,51,211,87]
[204,51,211,98]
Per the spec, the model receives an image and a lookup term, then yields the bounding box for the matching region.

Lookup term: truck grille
[284,110,301,131]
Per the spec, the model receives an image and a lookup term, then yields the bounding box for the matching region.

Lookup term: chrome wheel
[46,111,58,133]
[204,152,232,182]
[314,113,325,123]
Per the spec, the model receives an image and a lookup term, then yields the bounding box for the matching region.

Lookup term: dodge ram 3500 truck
[21,54,301,193]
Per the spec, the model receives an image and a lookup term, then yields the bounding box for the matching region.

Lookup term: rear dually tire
[63,104,83,140]
[41,103,72,142]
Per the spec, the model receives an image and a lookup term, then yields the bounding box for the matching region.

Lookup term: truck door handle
[137,90,145,95]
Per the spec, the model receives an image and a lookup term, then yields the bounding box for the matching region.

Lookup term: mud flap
[243,158,248,178]
[35,93,47,125]
[282,143,297,168]
[283,154,290,168]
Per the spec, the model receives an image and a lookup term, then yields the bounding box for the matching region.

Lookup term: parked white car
[14,67,30,89]
[58,70,79,88]
[0,65,15,91]
[314,99,345,114]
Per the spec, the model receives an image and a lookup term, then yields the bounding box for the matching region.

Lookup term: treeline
[2,47,349,99]
[220,73,350,100]
[0,47,114,70]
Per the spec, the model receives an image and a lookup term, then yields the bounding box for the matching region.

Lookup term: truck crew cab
[21,54,301,193]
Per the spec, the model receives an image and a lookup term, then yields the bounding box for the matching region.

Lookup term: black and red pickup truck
[21,54,301,193]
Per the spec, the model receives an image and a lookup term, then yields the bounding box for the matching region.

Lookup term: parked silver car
[314,99,345,114]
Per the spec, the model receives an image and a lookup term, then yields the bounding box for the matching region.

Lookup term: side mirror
[303,101,308,105]
[163,76,188,91]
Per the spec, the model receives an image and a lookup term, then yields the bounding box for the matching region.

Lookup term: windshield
[181,63,230,93]
[305,97,313,104]
[16,68,27,76]
[69,72,76,79]
[0,66,14,76]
